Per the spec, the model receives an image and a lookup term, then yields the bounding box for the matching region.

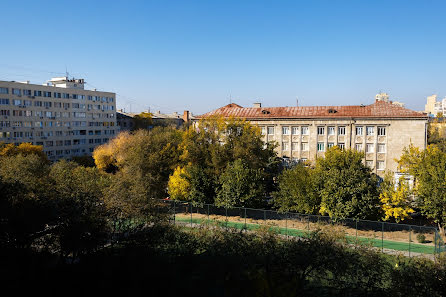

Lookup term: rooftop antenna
[65,66,69,79]
[229,94,232,104]
[296,96,299,107]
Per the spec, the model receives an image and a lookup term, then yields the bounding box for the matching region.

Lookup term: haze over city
[1,0,445,114]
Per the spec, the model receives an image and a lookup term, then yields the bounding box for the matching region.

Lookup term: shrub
[416,233,426,243]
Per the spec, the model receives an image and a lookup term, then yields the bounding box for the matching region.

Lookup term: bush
[416,233,426,243]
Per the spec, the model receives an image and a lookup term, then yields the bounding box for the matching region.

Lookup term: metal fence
[155,199,446,260]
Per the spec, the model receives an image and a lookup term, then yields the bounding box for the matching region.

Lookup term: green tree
[215,159,265,208]
[49,161,111,257]
[399,145,446,234]
[0,153,52,248]
[315,147,381,220]
[273,163,319,213]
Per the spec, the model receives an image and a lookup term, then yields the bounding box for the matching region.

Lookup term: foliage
[133,111,153,130]
[178,117,278,205]
[380,172,414,223]
[167,166,190,201]
[273,163,319,213]
[399,145,446,234]
[94,128,183,200]
[215,159,265,208]
[0,142,48,162]
[416,234,426,243]
[0,153,51,248]
[315,147,382,220]
[49,161,111,256]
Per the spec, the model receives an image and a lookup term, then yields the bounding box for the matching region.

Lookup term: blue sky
[0,0,445,114]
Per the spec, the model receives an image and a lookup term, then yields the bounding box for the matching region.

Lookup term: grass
[174,215,436,255]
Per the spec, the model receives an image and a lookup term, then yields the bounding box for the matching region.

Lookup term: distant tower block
[375,92,390,102]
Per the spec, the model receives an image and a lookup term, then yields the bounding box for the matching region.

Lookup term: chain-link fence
[156,199,446,260]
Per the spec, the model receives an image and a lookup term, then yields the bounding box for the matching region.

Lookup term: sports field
[174,215,436,255]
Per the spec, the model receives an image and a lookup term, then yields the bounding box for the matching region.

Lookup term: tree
[94,128,183,200]
[49,161,111,257]
[0,153,52,248]
[215,159,265,208]
[273,163,319,213]
[399,145,446,234]
[168,166,190,201]
[315,147,382,220]
[133,111,153,130]
[0,142,48,162]
[379,172,414,223]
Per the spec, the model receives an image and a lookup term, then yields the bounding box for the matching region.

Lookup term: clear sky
[0,0,445,114]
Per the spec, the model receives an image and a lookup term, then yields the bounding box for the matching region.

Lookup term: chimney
[253,102,262,108]
[183,110,190,122]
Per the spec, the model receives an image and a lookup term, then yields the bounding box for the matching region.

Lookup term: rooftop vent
[328,108,337,114]
[253,102,262,108]
[262,110,270,114]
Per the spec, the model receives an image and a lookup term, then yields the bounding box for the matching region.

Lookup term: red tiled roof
[198,101,428,119]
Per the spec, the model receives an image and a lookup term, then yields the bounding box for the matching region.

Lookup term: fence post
[244,208,247,230]
[307,215,310,231]
[225,207,228,228]
[285,213,288,238]
[409,226,411,257]
[381,222,384,252]
[189,203,193,227]
[207,204,210,225]
[173,200,176,225]
[355,219,358,246]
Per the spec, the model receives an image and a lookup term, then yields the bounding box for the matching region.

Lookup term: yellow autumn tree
[93,131,131,171]
[380,178,414,223]
[0,142,48,161]
[167,166,190,200]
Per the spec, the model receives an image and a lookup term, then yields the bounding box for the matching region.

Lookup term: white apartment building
[424,94,446,116]
[0,77,117,160]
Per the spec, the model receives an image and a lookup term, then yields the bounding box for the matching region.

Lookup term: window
[317,126,325,135]
[377,144,386,153]
[261,126,266,135]
[282,126,290,135]
[317,142,325,152]
[366,143,374,153]
[301,126,309,135]
[63,93,70,99]
[34,101,42,107]
[282,142,289,151]
[54,92,62,98]
[355,143,363,151]
[377,161,385,170]
[43,91,51,97]
[338,143,345,150]
[43,101,52,108]
[0,98,9,105]
[301,142,309,151]
[366,126,374,136]
[23,89,31,96]
[291,126,299,135]
[12,88,21,96]
[378,127,386,136]
[13,100,21,106]
[291,142,298,151]
[356,126,363,136]
[338,126,346,135]
[34,90,42,97]
[366,160,374,168]
[267,126,274,135]
[0,87,8,94]
[327,142,334,149]
[328,126,335,135]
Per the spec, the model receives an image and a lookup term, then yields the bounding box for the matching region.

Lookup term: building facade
[424,94,446,116]
[0,77,117,160]
[198,100,428,175]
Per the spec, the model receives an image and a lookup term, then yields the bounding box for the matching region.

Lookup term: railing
[155,199,446,260]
